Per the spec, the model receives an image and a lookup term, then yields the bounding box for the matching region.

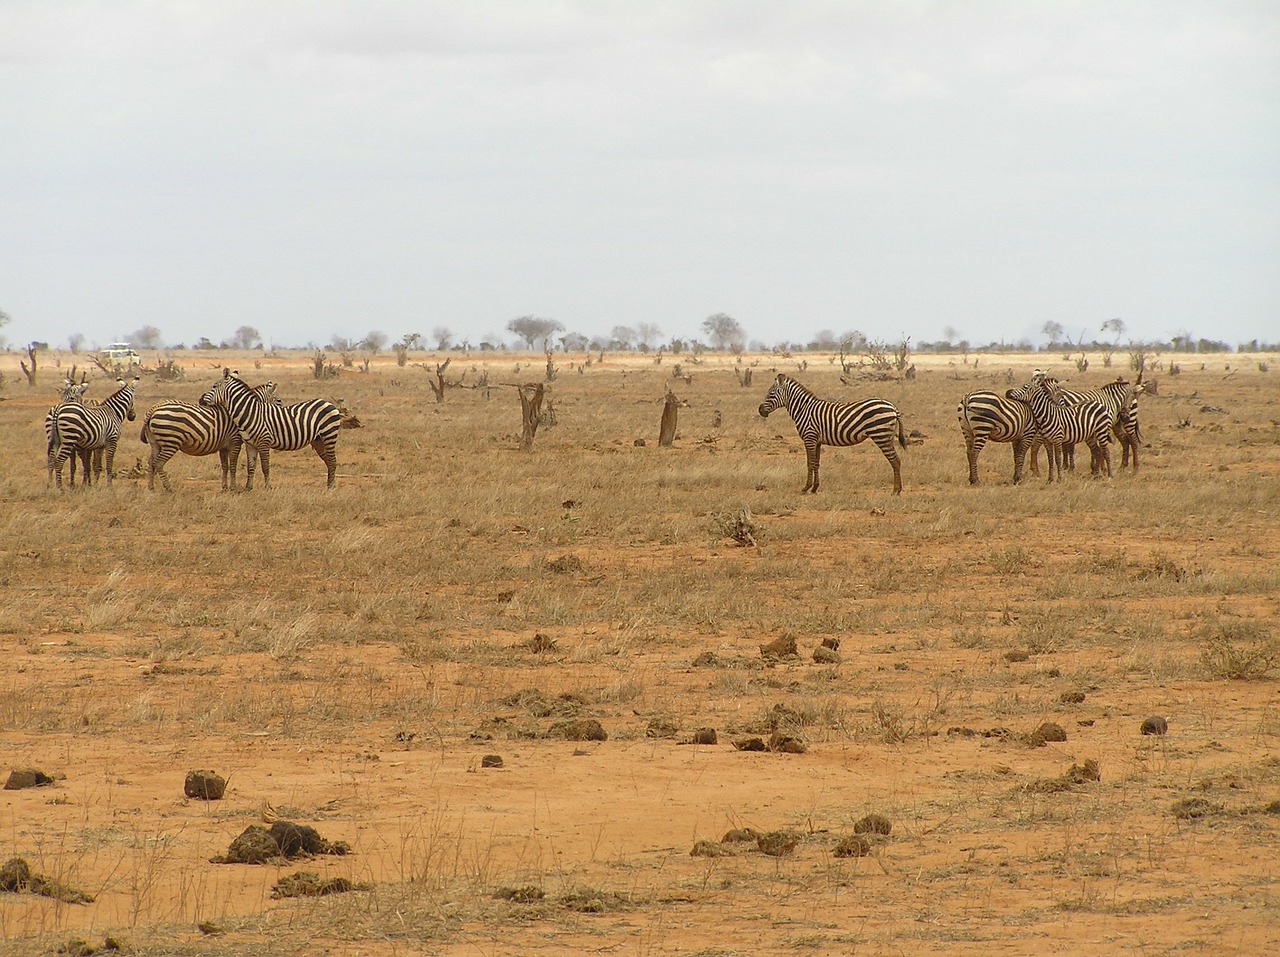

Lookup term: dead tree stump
[428,358,451,403]
[659,392,679,446]
[19,343,38,387]
[518,383,545,451]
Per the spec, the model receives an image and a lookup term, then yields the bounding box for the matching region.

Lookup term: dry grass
[0,347,1278,955]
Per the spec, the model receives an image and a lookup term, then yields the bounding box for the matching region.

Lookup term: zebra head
[1005,381,1032,403]
[199,368,240,409]
[758,374,791,418]
[59,380,89,403]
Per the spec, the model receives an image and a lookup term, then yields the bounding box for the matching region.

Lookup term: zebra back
[200,371,342,454]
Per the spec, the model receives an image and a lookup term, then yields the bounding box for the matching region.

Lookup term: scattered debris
[212,822,350,864]
[0,857,93,904]
[853,813,892,836]
[756,831,799,857]
[759,635,798,660]
[546,719,607,742]
[271,871,363,899]
[546,554,584,574]
[1172,797,1221,820]
[495,885,545,903]
[690,840,729,858]
[689,728,718,745]
[1058,690,1086,704]
[732,737,768,752]
[833,834,874,858]
[721,828,761,844]
[767,732,807,753]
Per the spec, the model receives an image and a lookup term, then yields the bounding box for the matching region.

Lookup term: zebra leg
[257,448,270,489]
[872,435,903,495]
[966,435,985,485]
[79,449,94,487]
[1012,438,1028,484]
[1062,441,1076,472]
[1028,438,1040,477]
[312,438,337,488]
[244,444,259,491]
[103,441,117,486]
[803,442,821,493]
[1097,438,1112,478]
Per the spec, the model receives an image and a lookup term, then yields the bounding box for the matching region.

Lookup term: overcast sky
[3,1,1278,352]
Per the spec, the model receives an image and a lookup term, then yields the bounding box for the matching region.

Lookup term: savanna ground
[0,345,1278,957]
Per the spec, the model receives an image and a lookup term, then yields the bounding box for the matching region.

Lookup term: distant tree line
[2,305,1277,357]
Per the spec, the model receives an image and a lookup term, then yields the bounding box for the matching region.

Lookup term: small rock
[271,871,357,899]
[768,732,807,753]
[721,828,760,843]
[480,755,504,768]
[4,768,54,790]
[1141,716,1168,736]
[1058,690,1086,704]
[821,637,840,650]
[645,718,679,739]
[184,770,226,801]
[756,830,799,857]
[690,728,717,745]
[1036,722,1068,743]
[833,834,873,858]
[1003,649,1031,663]
[633,438,646,447]
[691,651,720,667]
[547,719,607,742]
[812,646,841,664]
[853,813,892,836]
[732,737,767,752]
[759,635,798,660]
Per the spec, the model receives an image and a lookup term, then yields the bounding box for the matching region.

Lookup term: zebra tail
[897,413,907,450]
[139,416,150,444]
[49,413,63,458]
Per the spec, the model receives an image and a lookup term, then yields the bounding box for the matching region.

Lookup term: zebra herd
[41,365,1144,494]
[45,369,341,491]
[761,369,1145,493]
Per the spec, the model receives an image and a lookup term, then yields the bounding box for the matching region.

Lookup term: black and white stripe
[957,390,1039,485]
[199,370,342,488]
[140,382,280,492]
[1043,377,1143,471]
[758,373,906,494]
[45,380,95,487]
[1006,372,1112,482]
[47,378,139,489]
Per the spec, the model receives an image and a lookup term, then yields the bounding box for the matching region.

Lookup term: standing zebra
[199,370,342,488]
[758,373,906,494]
[45,379,96,487]
[140,381,281,492]
[1006,372,1112,482]
[957,390,1039,485]
[1030,376,1144,473]
[47,377,139,489]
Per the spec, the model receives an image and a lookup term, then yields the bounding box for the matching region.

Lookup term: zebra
[758,373,906,494]
[140,381,282,492]
[957,390,1040,485]
[45,379,96,488]
[1029,375,1144,473]
[199,369,342,488]
[47,377,139,489]
[1005,372,1112,482]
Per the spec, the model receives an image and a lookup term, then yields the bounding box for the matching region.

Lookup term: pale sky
[3,1,1278,352]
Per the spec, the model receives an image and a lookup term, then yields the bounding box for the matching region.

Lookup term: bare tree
[1041,321,1065,347]
[68,333,85,354]
[431,327,453,351]
[361,330,388,354]
[19,342,38,386]
[659,390,679,446]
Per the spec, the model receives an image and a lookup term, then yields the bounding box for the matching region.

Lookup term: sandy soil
[1,347,1277,956]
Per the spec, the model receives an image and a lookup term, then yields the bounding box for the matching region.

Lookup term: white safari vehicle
[102,342,141,363]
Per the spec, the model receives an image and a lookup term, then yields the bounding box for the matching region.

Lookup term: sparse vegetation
[0,347,1275,956]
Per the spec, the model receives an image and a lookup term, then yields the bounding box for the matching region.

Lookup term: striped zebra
[957,390,1040,485]
[45,380,97,487]
[199,370,342,488]
[1030,375,1144,473]
[140,381,281,492]
[758,373,906,494]
[47,377,139,489]
[1006,372,1112,482]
